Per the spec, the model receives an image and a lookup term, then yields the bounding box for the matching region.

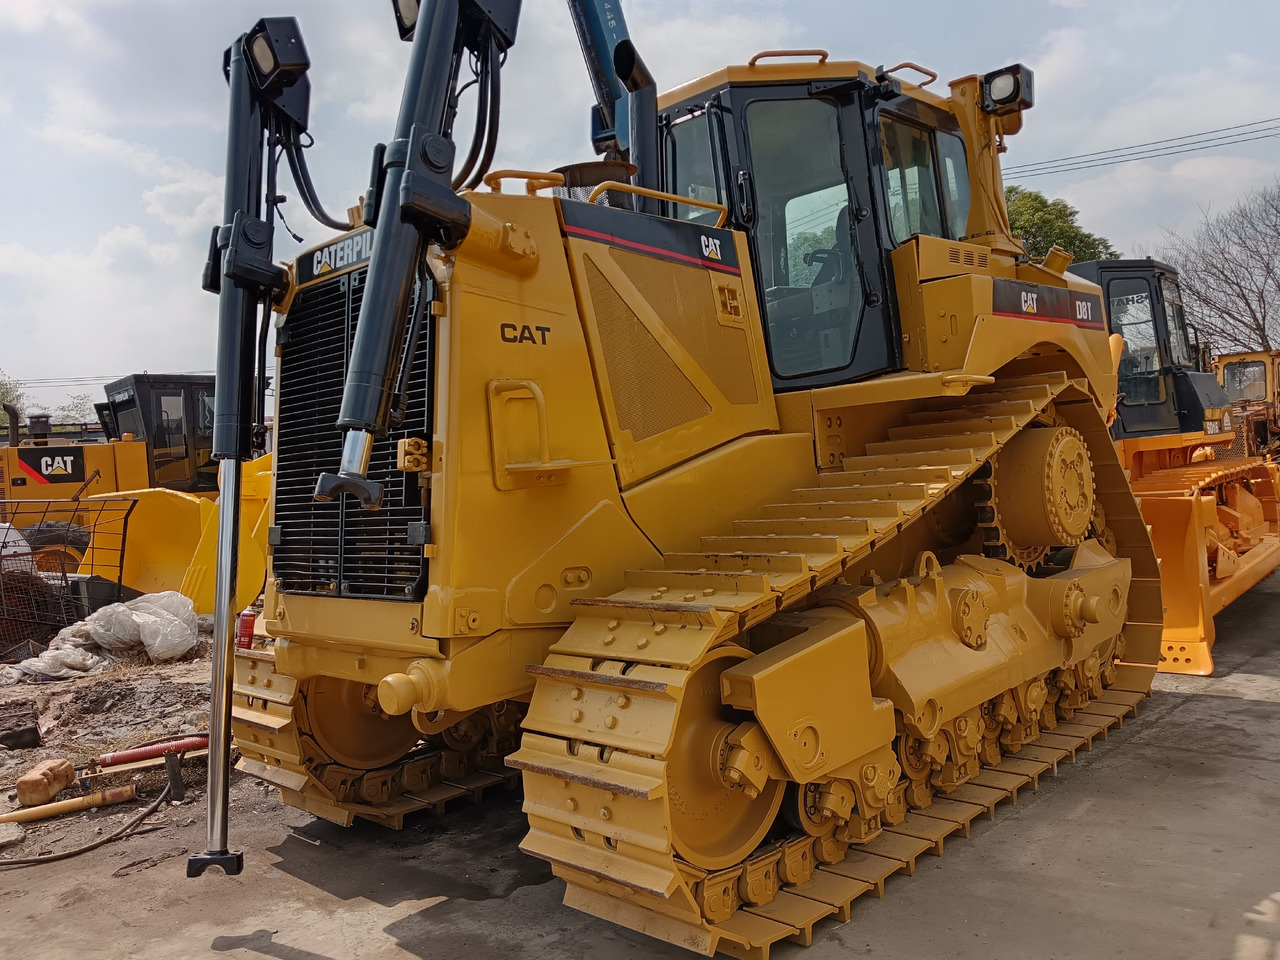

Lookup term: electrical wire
[1006,116,1280,172]
[1006,117,1280,179]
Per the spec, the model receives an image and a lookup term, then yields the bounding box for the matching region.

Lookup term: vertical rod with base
[186,459,244,877]
[188,31,262,879]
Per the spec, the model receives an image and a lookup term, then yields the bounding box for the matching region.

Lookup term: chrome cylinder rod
[187,457,244,876]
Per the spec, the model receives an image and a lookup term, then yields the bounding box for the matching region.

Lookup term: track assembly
[511,374,1163,957]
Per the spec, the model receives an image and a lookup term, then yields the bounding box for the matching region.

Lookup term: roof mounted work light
[392,0,420,41]
[981,64,1034,116]
[244,18,310,95]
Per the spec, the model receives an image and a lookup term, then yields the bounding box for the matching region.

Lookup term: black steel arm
[314,0,521,508]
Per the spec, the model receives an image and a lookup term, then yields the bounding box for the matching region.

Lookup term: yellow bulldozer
[190,3,1163,955]
[1217,348,1280,458]
[0,373,269,615]
[1068,260,1280,676]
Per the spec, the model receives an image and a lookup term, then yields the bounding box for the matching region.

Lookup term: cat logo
[314,231,374,276]
[42,457,73,476]
[700,235,723,262]
[15,447,86,485]
[1021,291,1039,314]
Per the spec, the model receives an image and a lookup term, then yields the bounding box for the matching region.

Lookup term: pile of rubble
[0,603,217,862]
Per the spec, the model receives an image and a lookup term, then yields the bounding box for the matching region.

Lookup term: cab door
[707,83,898,391]
[1106,274,1180,435]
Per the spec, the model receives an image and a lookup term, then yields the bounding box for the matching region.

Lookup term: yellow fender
[84,454,272,615]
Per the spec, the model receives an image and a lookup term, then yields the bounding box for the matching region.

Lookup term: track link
[512,374,1164,957]
[231,648,522,828]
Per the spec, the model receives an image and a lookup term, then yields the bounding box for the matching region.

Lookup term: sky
[1,0,1278,412]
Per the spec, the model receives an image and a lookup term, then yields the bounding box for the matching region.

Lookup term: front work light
[245,17,310,95]
[393,0,420,41]
[981,64,1034,116]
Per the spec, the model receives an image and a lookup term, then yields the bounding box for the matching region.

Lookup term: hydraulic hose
[0,784,172,868]
[452,40,493,191]
[284,136,351,232]
[465,35,503,191]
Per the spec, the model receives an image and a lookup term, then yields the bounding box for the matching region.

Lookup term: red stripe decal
[565,224,742,276]
[16,459,50,484]
[992,311,1105,329]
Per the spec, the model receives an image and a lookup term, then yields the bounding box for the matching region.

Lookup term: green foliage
[1005,185,1120,263]
[788,225,838,287]
[55,393,96,423]
[0,368,26,427]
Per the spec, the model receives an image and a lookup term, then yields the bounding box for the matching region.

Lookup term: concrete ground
[3,576,1279,960]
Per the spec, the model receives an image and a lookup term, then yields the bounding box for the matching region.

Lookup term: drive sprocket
[976,424,1096,571]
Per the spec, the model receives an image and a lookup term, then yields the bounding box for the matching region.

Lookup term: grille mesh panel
[584,256,710,442]
[272,268,429,600]
[609,247,757,406]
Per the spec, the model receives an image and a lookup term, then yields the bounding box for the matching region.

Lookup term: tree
[1159,181,1280,351]
[1005,185,1120,263]
[0,368,27,429]
[55,393,96,424]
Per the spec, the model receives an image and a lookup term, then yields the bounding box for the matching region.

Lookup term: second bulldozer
[206,3,1162,956]
[1071,259,1280,675]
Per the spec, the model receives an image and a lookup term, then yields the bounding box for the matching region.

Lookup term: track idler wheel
[671,649,785,870]
[301,676,422,771]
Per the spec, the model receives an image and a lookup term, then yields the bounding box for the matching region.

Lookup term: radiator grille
[272,268,430,600]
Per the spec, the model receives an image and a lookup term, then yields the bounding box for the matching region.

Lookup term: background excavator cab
[1069,258,1231,439]
[100,374,218,494]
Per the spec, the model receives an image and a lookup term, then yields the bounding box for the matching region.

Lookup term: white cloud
[0,225,210,396]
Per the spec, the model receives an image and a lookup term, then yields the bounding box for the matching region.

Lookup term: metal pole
[187,458,244,876]
[189,33,260,878]
[210,459,241,851]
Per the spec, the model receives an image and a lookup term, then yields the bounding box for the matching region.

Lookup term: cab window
[667,112,722,226]
[745,97,865,378]
[110,389,144,438]
[880,115,943,244]
[1160,276,1194,367]
[1223,360,1267,402]
[936,133,971,240]
[1108,278,1164,405]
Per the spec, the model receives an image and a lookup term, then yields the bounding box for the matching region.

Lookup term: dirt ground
[2,577,1279,960]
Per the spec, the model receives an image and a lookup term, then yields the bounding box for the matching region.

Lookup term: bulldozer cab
[1069,258,1229,439]
[1218,350,1279,406]
[661,65,974,389]
[101,374,217,493]
[1216,349,1280,456]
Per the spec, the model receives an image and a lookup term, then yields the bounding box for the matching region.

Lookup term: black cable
[283,135,350,231]
[0,783,172,868]
[465,34,502,191]
[452,32,492,191]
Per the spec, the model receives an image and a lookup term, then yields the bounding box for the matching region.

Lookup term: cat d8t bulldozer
[194,2,1162,953]
[1069,259,1280,676]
